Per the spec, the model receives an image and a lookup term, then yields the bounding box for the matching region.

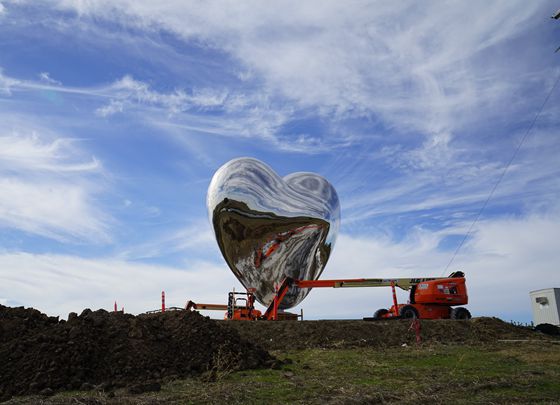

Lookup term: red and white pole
[114,301,117,313]
[161,291,166,313]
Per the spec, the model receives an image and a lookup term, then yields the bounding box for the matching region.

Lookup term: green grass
[7,342,560,404]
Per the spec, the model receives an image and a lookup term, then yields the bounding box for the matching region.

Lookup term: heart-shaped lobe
[207,158,340,309]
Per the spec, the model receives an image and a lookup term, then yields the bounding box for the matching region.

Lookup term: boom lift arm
[185,301,227,311]
[186,290,262,320]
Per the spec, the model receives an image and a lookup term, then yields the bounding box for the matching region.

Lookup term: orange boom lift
[265,271,470,320]
[186,289,262,320]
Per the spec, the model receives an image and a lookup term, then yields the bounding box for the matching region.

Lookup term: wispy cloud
[41,2,545,124]
[7,1,553,197]
[95,99,124,117]
[0,68,19,94]
[0,133,100,173]
[5,1,549,159]
[0,123,111,243]
[0,68,102,97]
[95,75,233,116]
[340,122,560,229]
[38,72,61,85]
[0,68,306,152]
[1,3,556,233]
[116,220,218,262]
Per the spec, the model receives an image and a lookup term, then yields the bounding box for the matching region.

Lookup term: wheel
[373,308,389,319]
[450,307,471,320]
[399,305,419,319]
[535,323,560,336]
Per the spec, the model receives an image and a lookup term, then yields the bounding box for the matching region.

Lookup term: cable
[443,71,560,275]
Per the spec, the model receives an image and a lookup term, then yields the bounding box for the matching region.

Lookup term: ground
[5,342,560,404]
[2,316,559,404]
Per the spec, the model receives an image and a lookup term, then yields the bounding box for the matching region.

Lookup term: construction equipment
[187,271,470,321]
[186,289,262,320]
[371,271,471,320]
[264,271,470,320]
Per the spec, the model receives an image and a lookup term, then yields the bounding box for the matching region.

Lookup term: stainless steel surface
[207,158,340,309]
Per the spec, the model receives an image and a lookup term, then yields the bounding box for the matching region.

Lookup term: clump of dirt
[0,305,272,402]
[223,317,553,350]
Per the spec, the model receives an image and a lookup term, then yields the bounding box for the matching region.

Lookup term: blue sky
[1,1,559,322]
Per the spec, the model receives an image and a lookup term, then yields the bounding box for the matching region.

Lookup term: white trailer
[530,288,560,326]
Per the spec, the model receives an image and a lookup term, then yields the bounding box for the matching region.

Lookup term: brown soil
[0,305,272,402]
[1,303,553,403]
[223,317,550,351]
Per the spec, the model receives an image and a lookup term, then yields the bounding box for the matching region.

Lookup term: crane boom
[185,301,228,311]
[294,276,443,291]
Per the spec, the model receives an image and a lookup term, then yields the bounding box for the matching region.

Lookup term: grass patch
[6,342,560,404]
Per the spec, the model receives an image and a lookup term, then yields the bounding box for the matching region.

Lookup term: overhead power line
[443,71,560,274]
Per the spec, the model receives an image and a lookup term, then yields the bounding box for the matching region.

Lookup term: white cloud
[0,133,100,173]
[2,210,558,321]
[0,178,109,242]
[38,72,61,85]
[3,2,554,159]
[0,68,19,94]
[0,252,240,318]
[0,67,296,157]
[96,75,233,116]
[339,120,560,227]
[98,79,305,151]
[45,2,545,130]
[17,1,554,188]
[116,220,217,262]
[0,67,101,96]
[189,88,229,108]
[95,99,124,117]
[0,124,110,243]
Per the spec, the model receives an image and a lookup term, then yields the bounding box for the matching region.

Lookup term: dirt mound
[0,305,60,343]
[223,317,551,350]
[0,305,272,402]
[2,305,552,402]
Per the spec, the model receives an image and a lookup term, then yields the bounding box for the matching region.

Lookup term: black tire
[373,308,389,319]
[450,307,471,320]
[399,305,419,319]
[535,323,560,336]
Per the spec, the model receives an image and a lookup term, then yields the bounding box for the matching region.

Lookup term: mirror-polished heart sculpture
[207,158,340,309]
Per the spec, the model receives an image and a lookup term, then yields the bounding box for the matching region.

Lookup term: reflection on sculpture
[207,158,340,309]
